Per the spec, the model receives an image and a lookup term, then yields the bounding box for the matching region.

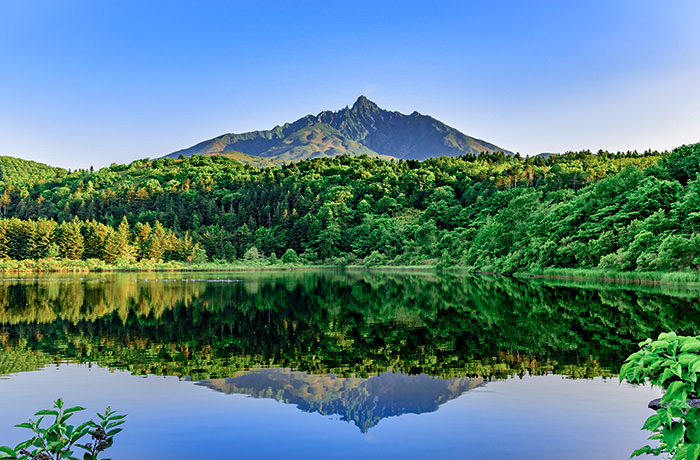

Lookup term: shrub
[620,332,700,459]
[0,398,126,460]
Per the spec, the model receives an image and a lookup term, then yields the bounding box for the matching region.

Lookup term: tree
[281,248,299,264]
[57,217,84,259]
[103,216,136,263]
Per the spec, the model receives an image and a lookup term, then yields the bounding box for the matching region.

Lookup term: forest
[0,142,697,273]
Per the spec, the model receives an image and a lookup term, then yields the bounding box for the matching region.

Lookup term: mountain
[164,96,512,164]
[197,368,482,432]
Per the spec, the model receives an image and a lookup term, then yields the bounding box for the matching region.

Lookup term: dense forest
[0,142,697,272]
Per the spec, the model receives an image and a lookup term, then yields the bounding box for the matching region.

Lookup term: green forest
[0,142,697,273]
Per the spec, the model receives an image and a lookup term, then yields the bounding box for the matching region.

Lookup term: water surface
[1,271,697,458]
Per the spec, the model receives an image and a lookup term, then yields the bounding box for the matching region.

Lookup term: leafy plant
[620,332,700,459]
[0,398,126,460]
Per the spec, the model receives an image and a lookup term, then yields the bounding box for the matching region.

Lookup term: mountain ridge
[165,96,512,164]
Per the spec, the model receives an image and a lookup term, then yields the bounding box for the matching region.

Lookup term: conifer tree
[29,218,58,259]
[144,221,166,260]
[57,217,84,259]
[103,216,135,262]
[81,220,110,260]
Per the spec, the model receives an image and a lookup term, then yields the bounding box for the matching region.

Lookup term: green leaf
[105,420,125,429]
[14,422,33,429]
[676,443,700,460]
[64,406,86,415]
[75,421,93,434]
[662,380,688,405]
[681,339,700,353]
[661,367,677,384]
[35,409,59,417]
[672,363,684,378]
[687,423,700,444]
[14,440,32,450]
[691,359,700,373]
[619,363,631,382]
[106,428,122,437]
[663,421,684,448]
[631,445,653,457]
[0,447,16,456]
[642,414,661,431]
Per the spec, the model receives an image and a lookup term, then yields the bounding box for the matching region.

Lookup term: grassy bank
[0,258,698,289]
[0,258,327,273]
[514,267,700,285]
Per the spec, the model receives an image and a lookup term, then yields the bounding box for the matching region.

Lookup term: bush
[0,398,126,460]
[280,248,299,264]
[620,332,700,459]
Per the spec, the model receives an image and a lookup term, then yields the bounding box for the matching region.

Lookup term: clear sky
[1,0,699,169]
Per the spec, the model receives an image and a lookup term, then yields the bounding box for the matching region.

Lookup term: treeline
[0,216,199,263]
[0,143,696,272]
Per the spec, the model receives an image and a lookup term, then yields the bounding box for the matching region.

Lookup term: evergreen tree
[103,216,135,262]
[57,217,84,259]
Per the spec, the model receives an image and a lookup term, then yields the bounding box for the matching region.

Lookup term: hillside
[165,96,512,164]
[0,143,693,275]
[0,156,61,184]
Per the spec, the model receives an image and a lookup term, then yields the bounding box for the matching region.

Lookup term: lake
[0,271,697,459]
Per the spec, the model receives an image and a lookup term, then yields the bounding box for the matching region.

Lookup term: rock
[649,398,700,410]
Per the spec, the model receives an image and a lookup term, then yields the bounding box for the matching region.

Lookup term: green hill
[0,156,61,184]
[0,142,692,275]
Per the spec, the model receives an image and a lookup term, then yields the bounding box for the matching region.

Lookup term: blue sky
[1,0,699,169]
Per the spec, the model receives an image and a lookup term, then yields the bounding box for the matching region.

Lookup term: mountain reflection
[197,368,482,432]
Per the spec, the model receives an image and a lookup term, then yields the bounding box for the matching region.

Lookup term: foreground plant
[0,398,126,460]
[620,332,700,459]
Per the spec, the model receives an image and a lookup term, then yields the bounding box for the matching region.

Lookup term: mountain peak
[351,95,379,112]
[165,97,513,164]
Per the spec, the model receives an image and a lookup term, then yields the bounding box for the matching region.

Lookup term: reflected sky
[0,364,661,459]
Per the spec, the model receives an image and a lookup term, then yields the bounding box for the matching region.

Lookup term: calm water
[0,271,698,459]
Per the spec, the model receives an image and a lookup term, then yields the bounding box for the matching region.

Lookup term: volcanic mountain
[165,96,512,164]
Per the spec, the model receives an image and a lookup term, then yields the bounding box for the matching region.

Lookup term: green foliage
[0,142,695,271]
[280,248,299,264]
[0,156,61,185]
[621,333,700,458]
[0,398,125,460]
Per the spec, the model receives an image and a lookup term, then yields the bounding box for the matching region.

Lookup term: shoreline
[0,259,697,286]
